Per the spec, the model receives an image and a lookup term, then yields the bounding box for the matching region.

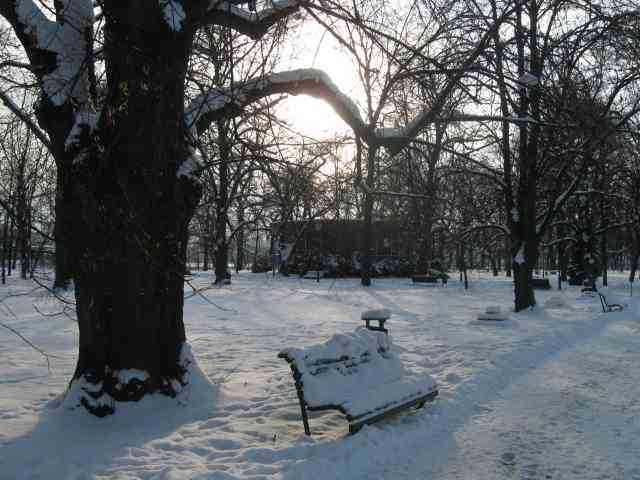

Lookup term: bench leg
[293,376,310,435]
[348,422,363,435]
[298,395,311,436]
[287,363,311,435]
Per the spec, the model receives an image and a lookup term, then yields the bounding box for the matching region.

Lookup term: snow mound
[477,305,509,321]
[544,295,568,309]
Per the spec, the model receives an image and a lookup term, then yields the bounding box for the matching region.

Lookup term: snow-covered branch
[185,68,368,137]
[202,0,300,40]
[185,68,550,154]
[2,0,94,108]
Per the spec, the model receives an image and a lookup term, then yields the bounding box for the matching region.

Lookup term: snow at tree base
[1,271,639,479]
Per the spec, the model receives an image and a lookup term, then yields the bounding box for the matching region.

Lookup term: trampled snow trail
[377,315,640,480]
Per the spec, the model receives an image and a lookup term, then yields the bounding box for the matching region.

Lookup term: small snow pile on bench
[477,305,509,321]
[361,308,391,320]
[279,327,437,433]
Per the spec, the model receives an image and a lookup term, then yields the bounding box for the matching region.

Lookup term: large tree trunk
[235,201,245,272]
[1,213,8,285]
[490,255,498,276]
[62,10,201,415]
[629,228,639,284]
[214,120,230,285]
[512,237,539,311]
[513,260,535,311]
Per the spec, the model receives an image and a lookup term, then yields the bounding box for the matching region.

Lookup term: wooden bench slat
[349,389,439,434]
[347,386,437,422]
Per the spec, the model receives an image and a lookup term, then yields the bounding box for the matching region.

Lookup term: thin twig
[31,276,76,306]
[183,276,237,312]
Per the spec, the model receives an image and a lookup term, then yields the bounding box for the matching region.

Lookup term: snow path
[1,272,639,479]
[377,314,640,480]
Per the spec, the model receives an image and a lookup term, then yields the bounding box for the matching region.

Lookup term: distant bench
[412,275,447,285]
[598,292,623,313]
[302,270,324,281]
[278,326,438,435]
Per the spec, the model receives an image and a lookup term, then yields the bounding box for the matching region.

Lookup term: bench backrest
[279,327,405,409]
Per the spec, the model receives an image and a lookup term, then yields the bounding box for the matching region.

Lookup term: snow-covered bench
[278,327,438,435]
[598,292,623,313]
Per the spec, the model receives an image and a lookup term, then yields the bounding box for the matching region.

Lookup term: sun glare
[278,22,361,140]
[281,94,352,139]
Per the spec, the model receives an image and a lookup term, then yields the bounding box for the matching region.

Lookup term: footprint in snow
[500,451,516,466]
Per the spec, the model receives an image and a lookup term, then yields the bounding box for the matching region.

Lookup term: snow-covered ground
[1,271,639,479]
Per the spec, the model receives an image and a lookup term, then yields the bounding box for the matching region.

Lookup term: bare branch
[0,89,53,151]
[201,0,300,40]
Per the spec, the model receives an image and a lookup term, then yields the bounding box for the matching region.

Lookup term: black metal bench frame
[278,352,438,435]
[598,293,623,313]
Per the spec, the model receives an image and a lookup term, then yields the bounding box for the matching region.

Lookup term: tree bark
[53,168,75,289]
[235,201,245,272]
[61,10,202,415]
[1,213,8,285]
[214,120,230,285]
[490,256,498,276]
[512,237,539,311]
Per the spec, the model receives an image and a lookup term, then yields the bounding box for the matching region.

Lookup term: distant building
[271,219,413,276]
